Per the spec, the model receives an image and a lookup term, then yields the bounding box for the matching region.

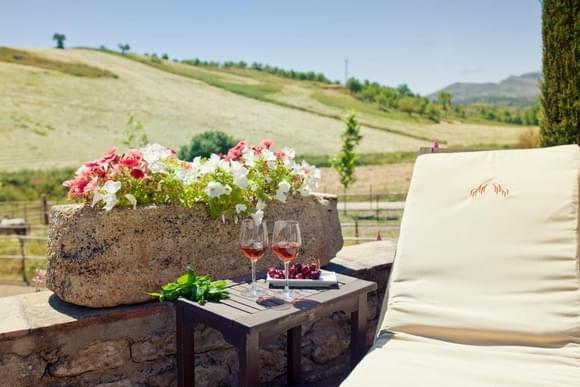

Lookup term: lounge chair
[341,145,580,386]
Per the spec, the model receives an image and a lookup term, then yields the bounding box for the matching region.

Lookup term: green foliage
[0,169,72,201]
[52,33,66,49]
[178,131,238,161]
[437,92,452,111]
[332,113,363,189]
[300,151,417,168]
[162,53,169,60]
[0,47,117,78]
[397,97,418,116]
[148,267,229,304]
[540,0,579,146]
[180,58,332,84]
[121,115,149,148]
[118,43,130,54]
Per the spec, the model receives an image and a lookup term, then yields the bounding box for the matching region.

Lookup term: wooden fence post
[41,194,49,225]
[19,237,29,285]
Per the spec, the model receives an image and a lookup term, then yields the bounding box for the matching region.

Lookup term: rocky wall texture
[46,194,342,308]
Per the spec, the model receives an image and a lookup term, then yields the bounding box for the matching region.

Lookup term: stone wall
[0,241,395,386]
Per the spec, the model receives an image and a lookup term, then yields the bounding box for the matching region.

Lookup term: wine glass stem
[251,260,257,293]
[284,261,290,295]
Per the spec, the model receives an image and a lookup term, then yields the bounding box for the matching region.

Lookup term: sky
[0,0,542,95]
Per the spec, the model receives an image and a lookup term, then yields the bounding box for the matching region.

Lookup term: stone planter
[46,194,342,308]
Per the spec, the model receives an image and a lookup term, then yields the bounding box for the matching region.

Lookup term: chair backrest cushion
[383,145,580,346]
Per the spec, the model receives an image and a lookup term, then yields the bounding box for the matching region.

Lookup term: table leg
[176,302,195,387]
[287,325,302,385]
[350,294,368,367]
[239,332,260,387]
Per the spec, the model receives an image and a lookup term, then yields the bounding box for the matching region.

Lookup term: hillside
[0,48,534,171]
[429,72,540,107]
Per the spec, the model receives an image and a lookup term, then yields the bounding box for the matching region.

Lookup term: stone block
[47,194,342,307]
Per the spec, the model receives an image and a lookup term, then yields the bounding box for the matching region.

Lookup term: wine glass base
[241,287,265,298]
[280,289,300,301]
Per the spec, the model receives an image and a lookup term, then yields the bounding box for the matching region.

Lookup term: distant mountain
[428,72,540,107]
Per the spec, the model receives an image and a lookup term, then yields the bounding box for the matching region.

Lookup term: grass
[0,168,72,201]
[0,47,533,171]
[300,151,418,168]
[0,47,117,78]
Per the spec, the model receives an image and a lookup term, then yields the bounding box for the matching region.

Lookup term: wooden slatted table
[176,272,377,387]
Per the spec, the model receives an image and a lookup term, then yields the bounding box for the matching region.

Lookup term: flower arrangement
[64,139,320,223]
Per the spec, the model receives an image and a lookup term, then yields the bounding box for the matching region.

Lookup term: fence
[0,234,48,284]
[0,195,54,226]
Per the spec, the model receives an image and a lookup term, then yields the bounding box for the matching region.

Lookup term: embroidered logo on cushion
[469,183,509,198]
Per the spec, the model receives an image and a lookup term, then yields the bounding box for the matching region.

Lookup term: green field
[0,47,536,172]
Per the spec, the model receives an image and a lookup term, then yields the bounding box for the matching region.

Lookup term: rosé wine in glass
[239,219,268,298]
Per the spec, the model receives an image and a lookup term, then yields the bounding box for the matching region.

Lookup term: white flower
[103,193,118,211]
[224,185,232,195]
[299,185,312,196]
[103,180,121,194]
[175,165,199,185]
[201,154,222,175]
[235,204,247,214]
[91,190,101,208]
[141,144,172,164]
[256,200,267,211]
[251,209,264,225]
[205,181,226,198]
[265,176,272,183]
[277,181,291,193]
[275,190,288,203]
[242,149,256,167]
[282,147,296,159]
[275,180,292,203]
[232,162,249,188]
[125,194,137,210]
[262,149,277,168]
[235,175,249,189]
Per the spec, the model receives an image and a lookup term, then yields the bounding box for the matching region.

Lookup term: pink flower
[100,147,118,163]
[121,149,142,168]
[226,140,247,161]
[130,168,145,179]
[276,150,286,159]
[64,177,90,198]
[259,139,273,149]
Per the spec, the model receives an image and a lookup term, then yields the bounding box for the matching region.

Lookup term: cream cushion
[342,145,580,386]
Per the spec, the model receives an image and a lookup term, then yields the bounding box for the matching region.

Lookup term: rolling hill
[429,72,541,107]
[0,48,535,171]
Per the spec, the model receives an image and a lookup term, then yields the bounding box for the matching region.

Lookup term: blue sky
[1,0,541,95]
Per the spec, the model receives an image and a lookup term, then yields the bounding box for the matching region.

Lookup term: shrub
[517,129,539,149]
[178,131,239,161]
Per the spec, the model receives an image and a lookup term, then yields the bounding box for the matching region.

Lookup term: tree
[396,84,413,97]
[122,115,149,148]
[52,33,66,49]
[540,0,579,146]
[346,78,363,93]
[118,43,130,55]
[437,92,453,112]
[162,53,169,60]
[398,97,417,116]
[178,131,238,161]
[332,113,363,213]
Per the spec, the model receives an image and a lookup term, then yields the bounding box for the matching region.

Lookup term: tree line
[179,58,335,84]
[346,77,539,125]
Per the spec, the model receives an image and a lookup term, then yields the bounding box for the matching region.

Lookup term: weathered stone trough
[46,194,342,308]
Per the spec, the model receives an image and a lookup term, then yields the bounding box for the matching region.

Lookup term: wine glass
[240,218,268,298]
[272,220,302,301]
